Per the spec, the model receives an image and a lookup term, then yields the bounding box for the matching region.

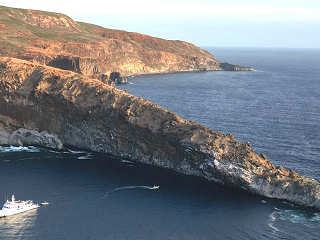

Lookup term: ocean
[0,48,319,239]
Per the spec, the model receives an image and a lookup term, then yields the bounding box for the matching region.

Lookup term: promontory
[0,5,253,83]
[0,57,319,209]
[0,5,319,210]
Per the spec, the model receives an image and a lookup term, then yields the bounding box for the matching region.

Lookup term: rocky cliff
[0,5,253,81]
[0,57,319,209]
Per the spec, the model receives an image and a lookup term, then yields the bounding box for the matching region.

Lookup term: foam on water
[121,160,135,164]
[268,211,280,233]
[266,207,320,237]
[277,209,320,224]
[77,153,93,160]
[0,146,40,153]
[68,150,88,154]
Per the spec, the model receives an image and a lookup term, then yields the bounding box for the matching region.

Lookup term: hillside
[0,56,319,209]
[0,5,253,81]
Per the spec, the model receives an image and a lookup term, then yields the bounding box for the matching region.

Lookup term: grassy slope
[0,5,214,59]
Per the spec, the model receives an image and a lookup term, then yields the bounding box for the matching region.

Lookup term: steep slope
[0,5,253,80]
[0,57,319,209]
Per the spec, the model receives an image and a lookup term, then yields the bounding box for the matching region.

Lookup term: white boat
[0,195,40,218]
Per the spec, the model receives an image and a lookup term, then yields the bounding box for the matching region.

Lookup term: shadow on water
[0,146,319,240]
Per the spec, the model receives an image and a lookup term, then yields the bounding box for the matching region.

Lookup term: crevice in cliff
[47,55,81,73]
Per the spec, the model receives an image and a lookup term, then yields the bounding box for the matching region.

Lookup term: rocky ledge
[0,57,319,209]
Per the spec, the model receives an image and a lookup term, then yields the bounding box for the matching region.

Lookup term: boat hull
[0,205,39,218]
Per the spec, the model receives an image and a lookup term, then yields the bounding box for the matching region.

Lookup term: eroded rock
[0,57,319,209]
[110,72,128,84]
[9,128,63,150]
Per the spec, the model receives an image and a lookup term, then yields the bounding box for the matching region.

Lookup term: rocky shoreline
[126,65,255,77]
[0,57,319,210]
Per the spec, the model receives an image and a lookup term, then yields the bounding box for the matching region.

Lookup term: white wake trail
[103,185,159,198]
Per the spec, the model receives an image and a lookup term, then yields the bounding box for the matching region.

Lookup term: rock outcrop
[109,72,128,84]
[0,127,63,150]
[0,5,253,82]
[0,57,319,209]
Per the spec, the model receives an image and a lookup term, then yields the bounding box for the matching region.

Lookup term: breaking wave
[77,153,93,160]
[120,160,134,164]
[268,207,320,234]
[68,150,88,154]
[277,209,320,224]
[0,146,40,153]
[268,211,280,233]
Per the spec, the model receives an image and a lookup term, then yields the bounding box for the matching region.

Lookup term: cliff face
[0,57,319,209]
[0,5,253,80]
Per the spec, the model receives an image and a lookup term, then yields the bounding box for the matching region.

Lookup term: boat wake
[103,185,159,198]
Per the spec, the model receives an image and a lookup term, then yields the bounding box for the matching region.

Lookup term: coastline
[124,66,255,78]
[0,56,318,210]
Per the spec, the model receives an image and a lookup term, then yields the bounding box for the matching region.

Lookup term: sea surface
[1,48,320,240]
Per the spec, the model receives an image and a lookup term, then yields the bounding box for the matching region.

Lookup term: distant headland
[0,5,253,85]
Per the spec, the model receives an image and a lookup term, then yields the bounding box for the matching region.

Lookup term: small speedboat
[151,186,160,190]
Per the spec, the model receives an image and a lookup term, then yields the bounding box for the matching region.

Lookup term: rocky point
[0,57,319,209]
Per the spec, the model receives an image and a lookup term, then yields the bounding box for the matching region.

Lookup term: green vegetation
[0,4,108,44]
[0,3,216,74]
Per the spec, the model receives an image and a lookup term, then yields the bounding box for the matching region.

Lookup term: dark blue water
[1,48,320,240]
[119,47,320,180]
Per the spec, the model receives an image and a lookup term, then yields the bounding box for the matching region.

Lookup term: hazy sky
[1,0,320,48]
